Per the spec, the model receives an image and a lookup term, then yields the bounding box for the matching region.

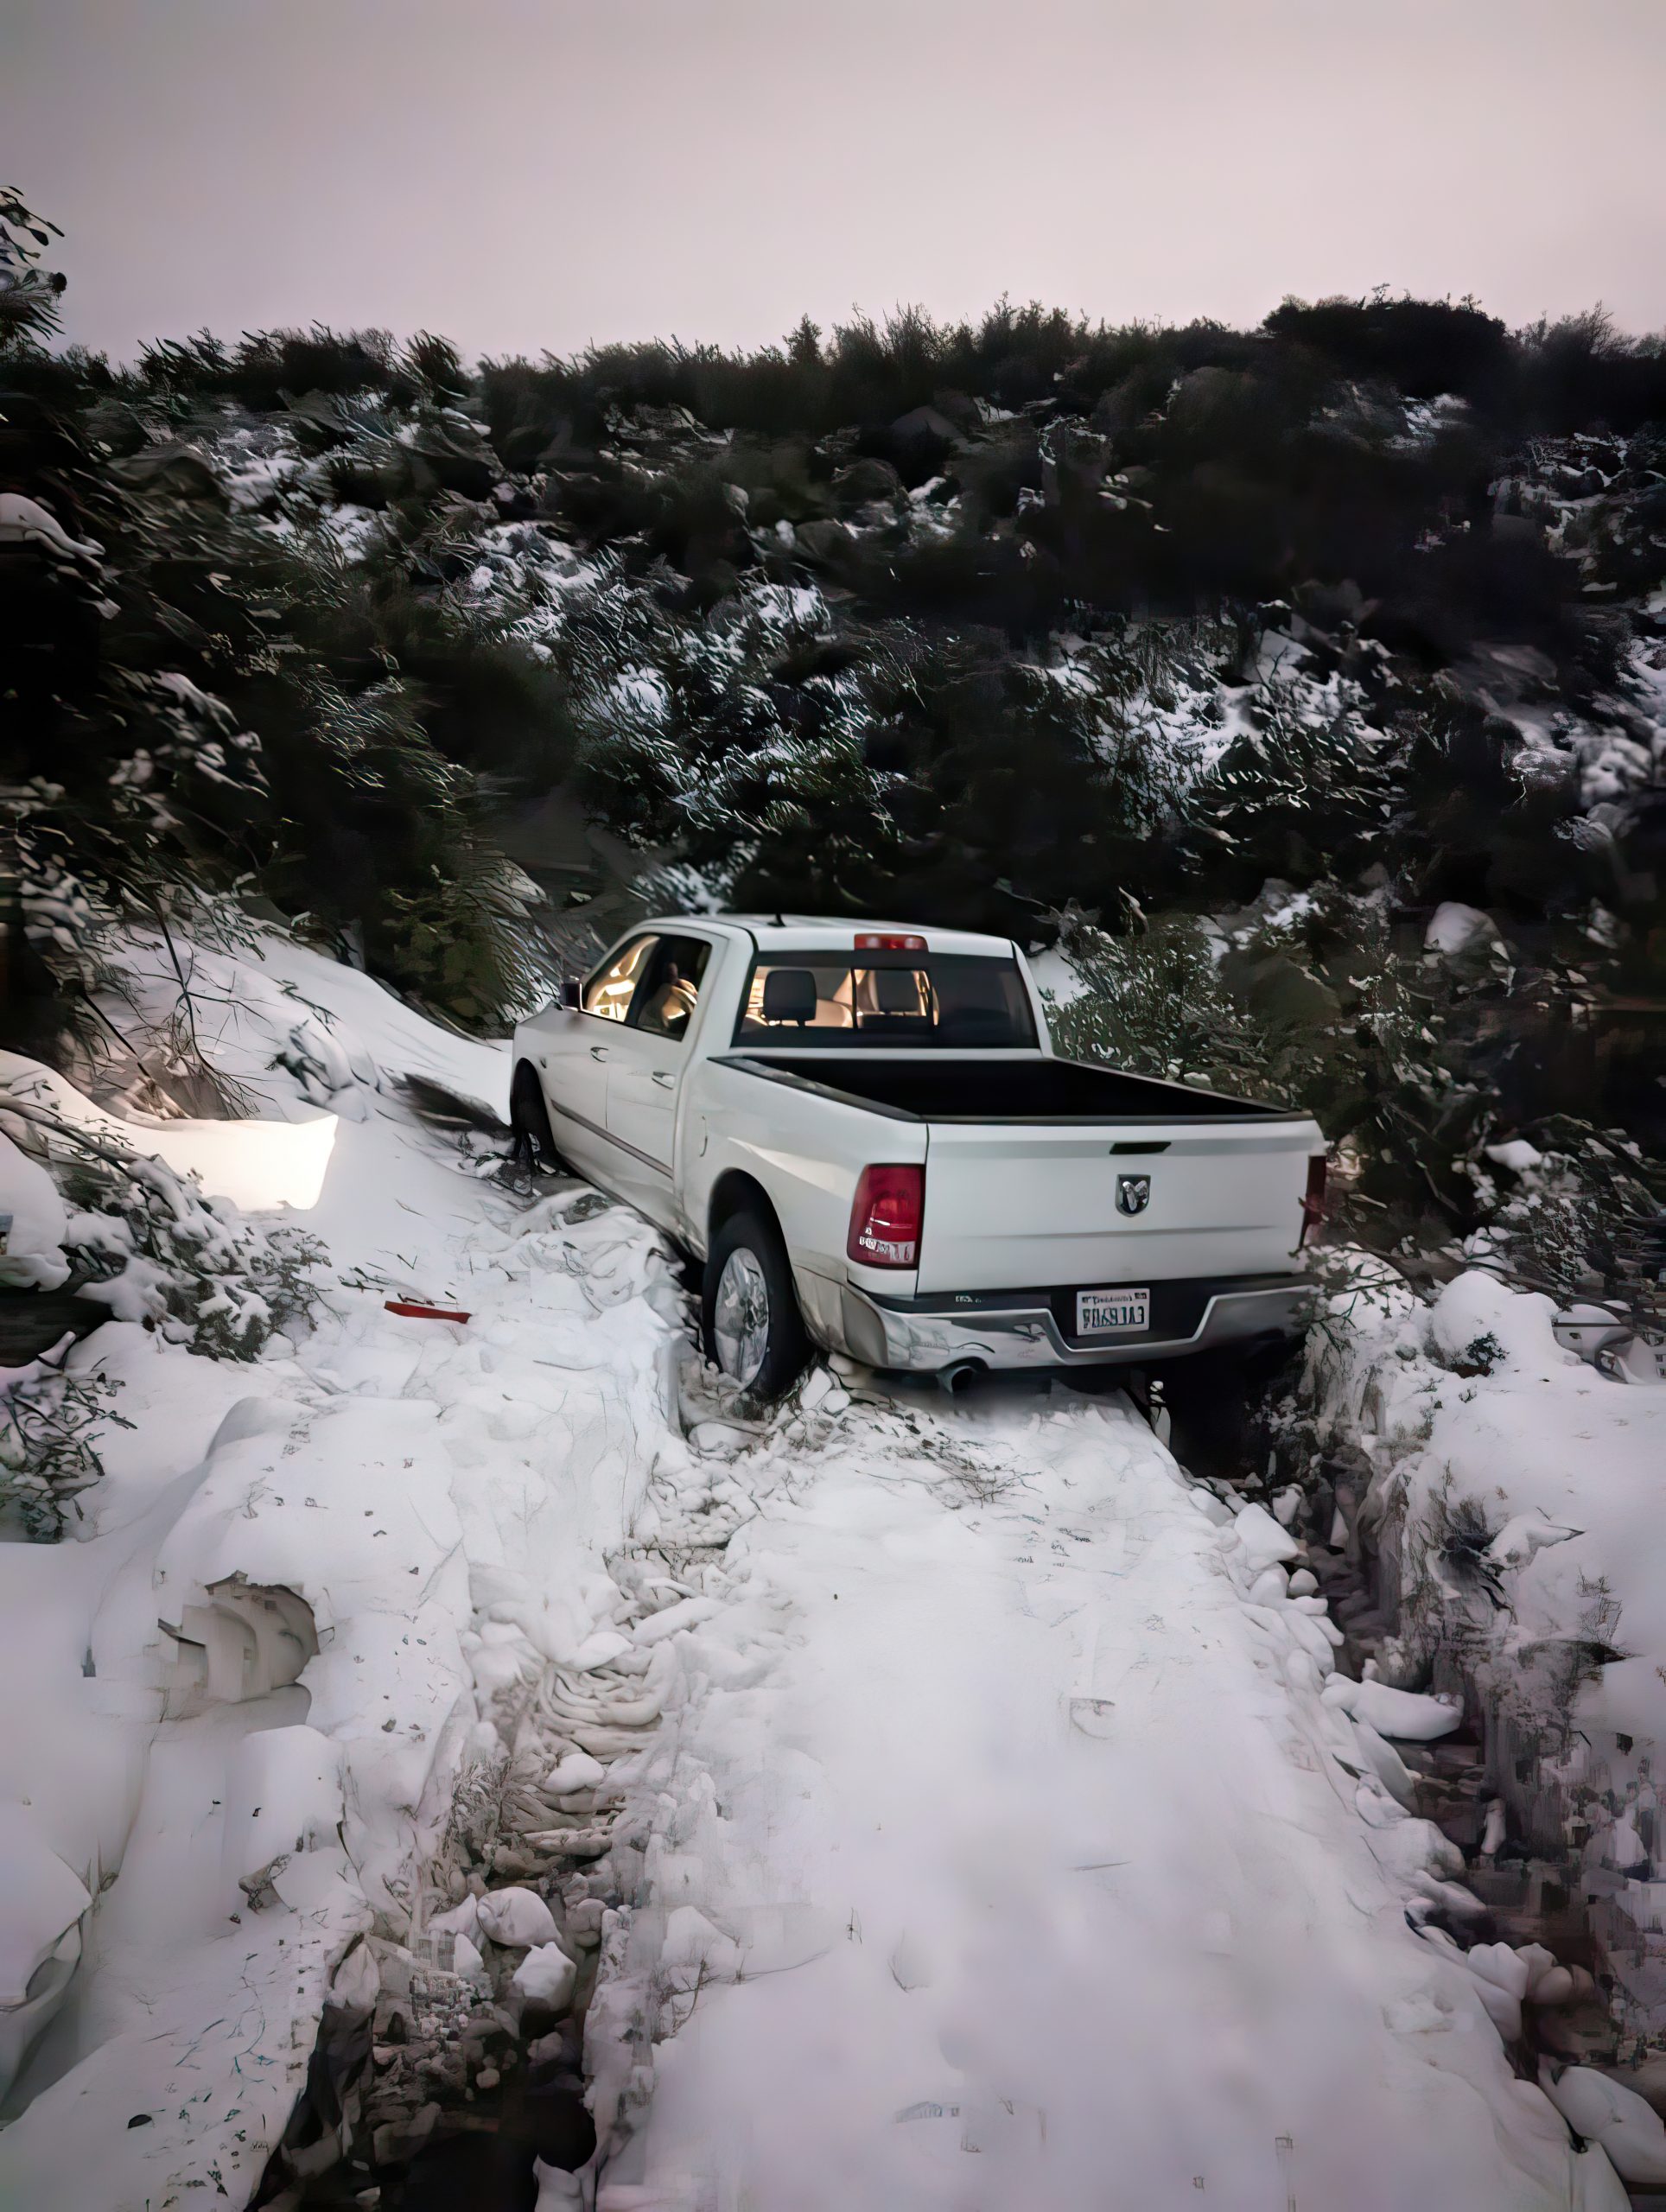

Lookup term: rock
[1542,2064,1666,2184]
[512,1942,577,2011]
[1323,1675,1463,1742]
[1423,902,1504,963]
[1465,1942,1529,2000]
[535,2159,586,2208]
[486,1845,542,1878]
[543,1751,606,1796]
[830,458,900,506]
[369,1941,415,1998]
[1484,1137,1543,1175]
[1231,1502,1300,1572]
[792,519,851,563]
[429,1895,481,1941]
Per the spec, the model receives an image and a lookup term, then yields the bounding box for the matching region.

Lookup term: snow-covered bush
[0,1087,323,1532]
[55,1135,322,1359]
[1472,1119,1666,1334]
[0,1352,125,1541]
[1046,892,1502,1243]
[2,1097,322,1357]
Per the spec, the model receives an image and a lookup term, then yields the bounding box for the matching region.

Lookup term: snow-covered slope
[0,928,677,2209]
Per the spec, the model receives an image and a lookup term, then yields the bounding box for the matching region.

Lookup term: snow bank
[0,924,678,2211]
[1312,1266,1666,1731]
[1307,1261,1666,2044]
[136,1110,337,1211]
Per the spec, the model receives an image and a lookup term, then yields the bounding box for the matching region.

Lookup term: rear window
[734,954,1038,1049]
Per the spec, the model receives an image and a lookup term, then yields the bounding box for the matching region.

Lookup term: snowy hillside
[0,922,1653,2210]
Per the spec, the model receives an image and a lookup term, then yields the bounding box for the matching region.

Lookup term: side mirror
[560,976,582,1010]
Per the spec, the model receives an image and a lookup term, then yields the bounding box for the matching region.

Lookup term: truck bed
[718,1053,1297,1124]
[715,1049,1317,1294]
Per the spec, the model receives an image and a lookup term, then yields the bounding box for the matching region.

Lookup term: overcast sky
[9,0,1666,364]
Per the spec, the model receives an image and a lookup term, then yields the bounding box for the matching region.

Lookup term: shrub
[1263,294,1512,402]
[0,1354,127,1541]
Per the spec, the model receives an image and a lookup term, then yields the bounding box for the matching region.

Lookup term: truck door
[539,932,657,1180]
[604,933,714,1222]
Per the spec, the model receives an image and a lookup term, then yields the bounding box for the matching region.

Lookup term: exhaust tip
[937,1358,985,1397]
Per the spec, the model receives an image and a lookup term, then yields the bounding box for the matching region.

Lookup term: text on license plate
[1076,1287,1150,1335]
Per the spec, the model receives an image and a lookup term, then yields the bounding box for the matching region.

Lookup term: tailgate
[915,1118,1319,1292]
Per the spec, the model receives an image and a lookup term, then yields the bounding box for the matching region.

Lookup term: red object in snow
[384,1300,472,1324]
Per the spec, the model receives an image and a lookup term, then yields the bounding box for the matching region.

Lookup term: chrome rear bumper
[836,1276,1309,1374]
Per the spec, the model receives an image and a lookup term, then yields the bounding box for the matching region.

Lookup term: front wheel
[510,1062,564,1174]
[702,1208,808,1399]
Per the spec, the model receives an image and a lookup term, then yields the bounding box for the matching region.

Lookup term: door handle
[589,1044,609,1061]
[652,1071,675,1089]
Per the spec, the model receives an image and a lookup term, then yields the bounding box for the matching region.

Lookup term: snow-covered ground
[0,926,1641,2208]
[601,1382,1623,2211]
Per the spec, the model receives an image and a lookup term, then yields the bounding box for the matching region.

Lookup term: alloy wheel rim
[713,1246,771,1388]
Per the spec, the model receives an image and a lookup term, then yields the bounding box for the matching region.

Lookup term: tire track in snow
[592,1372,1626,2212]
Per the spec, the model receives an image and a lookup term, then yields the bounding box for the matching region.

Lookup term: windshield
[734,953,1038,1050]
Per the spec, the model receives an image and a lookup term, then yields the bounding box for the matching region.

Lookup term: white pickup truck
[512,917,1326,1395]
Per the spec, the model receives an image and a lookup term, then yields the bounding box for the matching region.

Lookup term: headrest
[873,967,922,1014]
[761,968,817,1025]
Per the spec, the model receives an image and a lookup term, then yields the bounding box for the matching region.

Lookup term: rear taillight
[855,932,926,952]
[1299,1154,1327,1247]
[848,1164,924,1268]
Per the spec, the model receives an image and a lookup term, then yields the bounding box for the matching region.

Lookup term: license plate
[1076,1287,1150,1335]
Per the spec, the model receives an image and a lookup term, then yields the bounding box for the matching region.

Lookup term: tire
[510,1062,563,1174]
[702,1206,809,1399]
[1162,1343,1289,1481]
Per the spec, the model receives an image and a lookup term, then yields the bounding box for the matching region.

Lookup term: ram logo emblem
[1116,1173,1151,1217]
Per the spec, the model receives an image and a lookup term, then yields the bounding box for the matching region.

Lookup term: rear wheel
[702,1207,808,1399]
[510,1063,563,1174]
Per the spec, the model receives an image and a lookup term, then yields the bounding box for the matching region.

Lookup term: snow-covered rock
[544,1750,607,1796]
[1323,1674,1464,1741]
[1230,1498,1301,1571]
[478,1886,559,1949]
[1543,2066,1666,2185]
[512,1942,577,2009]
[1424,902,1503,959]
